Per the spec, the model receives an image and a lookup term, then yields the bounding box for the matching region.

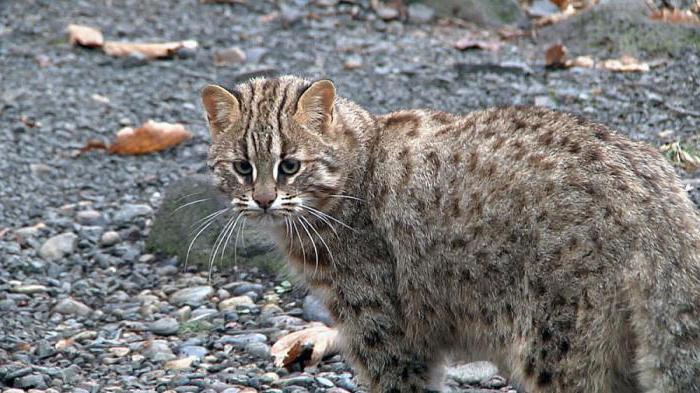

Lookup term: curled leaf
[453,37,501,52]
[109,120,192,155]
[271,323,340,369]
[103,40,198,59]
[598,55,650,72]
[650,8,700,25]
[67,24,104,48]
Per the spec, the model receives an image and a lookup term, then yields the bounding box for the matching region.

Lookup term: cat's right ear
[201,85,240,141]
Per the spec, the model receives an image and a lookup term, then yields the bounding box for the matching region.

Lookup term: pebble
[15,225,40,239]
[178,345,208,359]
[446,361,499,385]
[218,295,254,311]
[217,333,267,348]
[99,230,121,246]
[76,210,105,226]
[10,284,48,294]
[244,341,271,359]
[16,373,47,389]
[170,286,214,307]
[143,340,176,362]
[165,356,196,370]
[302,294,333,325]
[150,317,180,336]
[39,232,78,260]
[315,376,335,387]
[213,47,247,66]
[113,203,153,223]
[53,297,92,316]
[407,3,435,23]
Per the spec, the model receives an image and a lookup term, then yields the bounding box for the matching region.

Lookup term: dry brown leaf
[271,324,340,369]
[567,55,595,68]
[109,120,192,155]
[78,139,109,155]
[599,55,650,72]
[453,37,501,51]
[497,26,528,40]
[661,142,700,172]
[67,24,104,48]
[103,40,198,59]
[550,0,570,9]
[545,43,568,68]
[650,8,700,25]
[533,4,576,27]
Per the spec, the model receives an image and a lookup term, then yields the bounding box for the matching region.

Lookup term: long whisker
[171,198,211,215]
[220,212,245,266]
[234,216,248,269]
[328,194,365,202]
[300,207,338,238]
[291,219,307,275]
[301,205,356,233]
[300,215,335,271]
[173,191,206,203]
[297,217,319,277]
[185,208,229,271]
[190,208,229,232]
[209,213,237,281]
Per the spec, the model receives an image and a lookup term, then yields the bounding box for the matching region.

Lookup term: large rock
[39,232,78,260]
[146,175,284,272]
[424,0,524,27]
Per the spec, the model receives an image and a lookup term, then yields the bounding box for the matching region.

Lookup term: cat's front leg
[340,314,442,393]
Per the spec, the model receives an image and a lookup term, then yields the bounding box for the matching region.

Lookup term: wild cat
[200,75,700,393]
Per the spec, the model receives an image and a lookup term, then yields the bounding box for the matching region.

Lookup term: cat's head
[201,76,353,226]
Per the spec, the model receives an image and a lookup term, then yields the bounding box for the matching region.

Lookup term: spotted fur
[202,76,700,393]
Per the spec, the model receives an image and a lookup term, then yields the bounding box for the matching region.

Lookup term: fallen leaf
[453,37,501,51]
[533,4,576,27]
[271,323,340,369]
[650,7,700,25]
[545,43,568,68]
[109,120,192,155]
[67,24,104,48]
[78,139,109,155]
[661,142,700,172]
[567,55,595,68]
[598,55,650,72]
[550,0,570,9]
[103,40,198,59]
[497,26,528,40]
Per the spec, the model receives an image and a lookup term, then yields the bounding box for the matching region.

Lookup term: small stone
[245,341,270,359]
[170,286,214,307]
[217,333,267,348]
[213,47,247,66]
[302,294,333,325]
[534,95,557,109]
[480,374,507,388]
[10,284,48,294]
[315,377,335,388]
[30,163,53,177]
[260,372,280,383]
[53,297,92,316]
[39,232,78,260]
[446,361,499,385]
[218,295,254,311]
[376,6,399,20]
[76,210,105,226]
[99,230,121,246]
[178,345,208,359]
[273,375,315,387]
[408,3,435,23]
[143,340,176,362]
[165,356,196,370]
[110,347,130,357]
[245,47,268,63]
[4,389,27,393]
[150,317,179,336]
[15,225,41,239]
[343,56,363,70]
[16,374,47,389]
[231,282,264,296]
[113,204,153,223]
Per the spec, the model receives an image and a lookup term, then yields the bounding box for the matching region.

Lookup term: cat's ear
[294,79,336,133]
[201,84,240,140]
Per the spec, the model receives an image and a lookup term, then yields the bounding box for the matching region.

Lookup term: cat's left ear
[294,79,336,133]
[201,84,240,141]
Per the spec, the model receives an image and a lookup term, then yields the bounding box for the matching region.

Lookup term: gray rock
[143,340,176,362]
[316,377,335,388]
[244,341,270,359]
[213,47,247,66]
[76,210,105,226]
[53,297,92,316]
[10,284,48,294]
[169,286,214,307]
[446,361,499,385]
[16,373,47,389]
[302,294,333,325]
[178,345,208,359]
[99,230,121,246]
[146,175,283,271]
[217,333,267,348]
[39,232,78,260]
[150,317,179,336]
[408,3,435,24]
[114,203,153,223]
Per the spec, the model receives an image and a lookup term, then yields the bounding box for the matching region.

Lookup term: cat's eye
[279,159,300,176]
[233,160,253,176]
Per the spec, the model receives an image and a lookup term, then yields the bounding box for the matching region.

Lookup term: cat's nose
[253,191,276,210]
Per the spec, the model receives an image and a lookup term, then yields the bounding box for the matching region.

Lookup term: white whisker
[300,215,336,271]
[234,216,248,269]
[328,194,365,202]
[301,207,339,238]
[301,204,356,233]
[185,208,229,271]
[297,217,319,277]
[209,213,237,281]
[171,198,211,215]
[291,219,307,275]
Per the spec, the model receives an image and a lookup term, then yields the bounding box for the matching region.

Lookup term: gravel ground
[1,0,699,392]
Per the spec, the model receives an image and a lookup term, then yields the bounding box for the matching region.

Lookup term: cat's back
[368,105,698,260]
